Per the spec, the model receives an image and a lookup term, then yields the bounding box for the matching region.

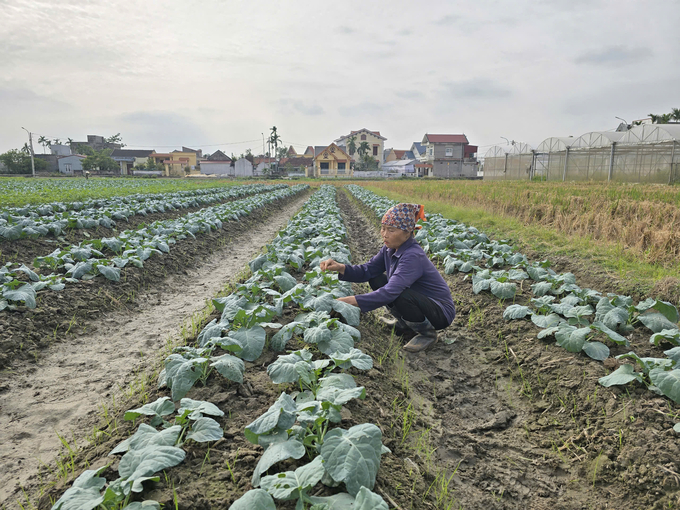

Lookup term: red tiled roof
[424,134,469,144]
[393,150,407,159]
[414,163,433,168]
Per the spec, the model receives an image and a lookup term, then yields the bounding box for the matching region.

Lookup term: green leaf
[354,486,389,510]
[228,326,266,361]
[591,321,630,346]
[307,493,357,510]
[164,354,207,402]
[186,417,223,443]
[598,364,644,387]
[531,281,554,296]
[674,423,680,434]
[252,438,306,487]
[124,397,175,422]
[274,272,298,292]
[177,398,225,419]
[3,283,37,308]
[228,489,276,510]
[267,350,313,384]
[650,329,680,346]
[644,300,680,323]
[531,313,562,329]
[664,346,680,364]
[250,254,268,272]
[555,326,590,353]
[332,300,361,326]
[318,328,354,356]
[122,502,161,510]
[303,292,335,313]
[490,280,516,300]
[582,341,610,361]
[118,445,186,492]
[245,393,297,445]
[97,264,121,282]
[564,305,593,318]
[649,368,680,404]
[260,456,326,500]
[110,424,182,455]
[271,322,302,351]
[638,312,678,334]
[329,348,373,370]
[210,353,245,384]
[320,423,385,496]
[304,324,332,344]
[503,305,530,320]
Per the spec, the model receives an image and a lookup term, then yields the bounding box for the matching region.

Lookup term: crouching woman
[320,203,455,353]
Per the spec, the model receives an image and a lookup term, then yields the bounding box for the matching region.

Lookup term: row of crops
[51,186,391,510]
[0,178,244,207]
[345,185,680,408]
[0,183,286,240]
[1,185,307,311]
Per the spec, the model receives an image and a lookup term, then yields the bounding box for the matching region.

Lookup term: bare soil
[0,191,310,505]
[4,186,680,510]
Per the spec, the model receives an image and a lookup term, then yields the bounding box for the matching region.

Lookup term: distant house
[279,157,313,175]
[411,142,427,162]
[421,133,478,178]
[70,135,121,154]
[335,128,387,168]
[111,149,155,175]
[182,146,203,158]
[383,148,408,163]
[303,146,315,158]
[199,150,233,176]
[234,158,254,177]
[58,155,86,174]
[310,143,353,178]
[50,144,71,156]
[149,152,197,177]
[382,159,418,177]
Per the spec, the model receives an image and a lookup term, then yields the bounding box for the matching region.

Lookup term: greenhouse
[484,125,680,184]
[482,143,534,180]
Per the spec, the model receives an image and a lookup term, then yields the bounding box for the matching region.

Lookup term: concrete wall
[200,162,232,175]
[58,156,84,174]
[234,159,253,177]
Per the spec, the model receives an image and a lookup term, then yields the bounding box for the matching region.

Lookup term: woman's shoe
[401,318,438,352]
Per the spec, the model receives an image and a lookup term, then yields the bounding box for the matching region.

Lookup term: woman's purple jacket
[338,236,456,325]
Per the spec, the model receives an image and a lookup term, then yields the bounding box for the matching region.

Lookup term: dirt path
[0,194,308,505]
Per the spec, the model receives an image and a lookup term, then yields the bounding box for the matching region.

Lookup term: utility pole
[21,127,36,176]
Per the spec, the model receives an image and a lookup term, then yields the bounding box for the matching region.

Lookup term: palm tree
[269,126,281,155]
[357,141,370,158]
[347,135,357,156]
[37,135,49,154]
[672,108,680,122]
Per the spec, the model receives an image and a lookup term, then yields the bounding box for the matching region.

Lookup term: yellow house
[308,143,353,178]
[335,128,387,168]
[149,152,198,177]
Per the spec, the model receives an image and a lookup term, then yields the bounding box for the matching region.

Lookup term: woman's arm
[336,248,387,283]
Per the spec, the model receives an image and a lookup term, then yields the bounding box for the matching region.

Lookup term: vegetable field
[1,178,679,510]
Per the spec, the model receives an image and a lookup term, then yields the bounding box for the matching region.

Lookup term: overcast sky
[2,0,678,157]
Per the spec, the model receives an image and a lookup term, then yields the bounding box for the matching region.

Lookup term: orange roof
[394,150,407,159]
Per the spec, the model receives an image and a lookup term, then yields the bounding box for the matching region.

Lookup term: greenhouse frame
[483,125,680,184]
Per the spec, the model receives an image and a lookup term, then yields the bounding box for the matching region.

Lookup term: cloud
[338,102,387,116]
[118,111,207,147]
[573,46,653,66]
[441,79,513,99]
[0,84,72,113]
[279,99,325,116]
[395,90,425,100]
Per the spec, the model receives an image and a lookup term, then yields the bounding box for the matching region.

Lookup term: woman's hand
[320,258,345,274]
[336,296,358,307]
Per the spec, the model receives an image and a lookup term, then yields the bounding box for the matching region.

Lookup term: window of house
[372,145,378,156]
[320,162,329,174]
[337,162,346,170]
[361,134,367,140]
[64,163,72,173]
[445,147,453,157]
[428,147,433,156]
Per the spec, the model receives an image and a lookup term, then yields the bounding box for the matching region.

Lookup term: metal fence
[483,125,680,184]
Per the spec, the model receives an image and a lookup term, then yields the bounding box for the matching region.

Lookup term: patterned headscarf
[381,203,426,232]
